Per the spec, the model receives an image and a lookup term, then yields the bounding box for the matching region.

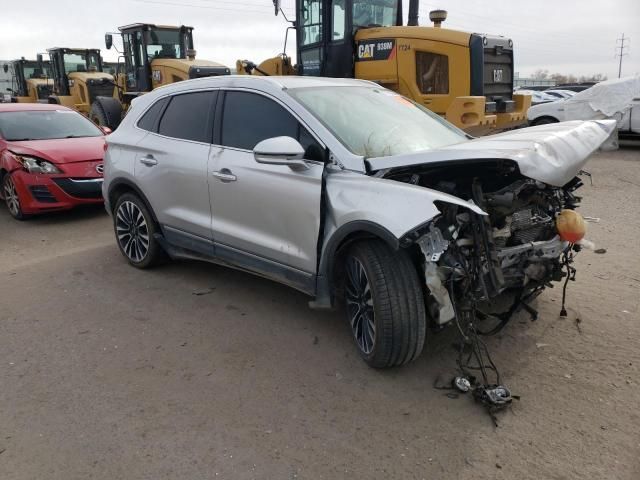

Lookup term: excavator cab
[105,23,230,97]
[296,0,402,77]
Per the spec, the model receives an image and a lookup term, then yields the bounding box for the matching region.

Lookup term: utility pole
[616,34,629,78]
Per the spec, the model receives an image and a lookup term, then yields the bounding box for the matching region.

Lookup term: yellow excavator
[94,23,231,128]
[238,0,530,133]
[2,57,54,103]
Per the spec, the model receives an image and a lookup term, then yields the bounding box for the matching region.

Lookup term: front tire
[531,116,559,126]
[344,240,426,368]
[2,173,27,220]
[113,193,165,268]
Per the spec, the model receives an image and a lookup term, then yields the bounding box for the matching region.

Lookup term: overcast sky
[1,0,638,79]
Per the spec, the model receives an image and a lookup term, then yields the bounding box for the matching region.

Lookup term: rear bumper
[10,162,104,215]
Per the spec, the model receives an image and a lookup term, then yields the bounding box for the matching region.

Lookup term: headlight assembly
[16,155,62,174]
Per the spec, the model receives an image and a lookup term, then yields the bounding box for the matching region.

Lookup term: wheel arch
[107,178,159,225]
[531,115,560,126]
[311,221,400,309]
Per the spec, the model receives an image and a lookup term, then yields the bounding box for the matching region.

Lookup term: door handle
[140,155,158,167]
[211,168,237,183]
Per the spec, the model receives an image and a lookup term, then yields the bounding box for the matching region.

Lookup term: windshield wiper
[9,138,32,141]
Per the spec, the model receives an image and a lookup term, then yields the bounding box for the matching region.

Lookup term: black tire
[113,193,165,268]
[90,97,122,130]
[2,173,27,220]
[343,240,426,368]
[531,116,559,126]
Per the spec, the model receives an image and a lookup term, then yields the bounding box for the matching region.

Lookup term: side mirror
[99,126,112,135]
[2,64,7,73]
[105,34,113,50]
[254,136,308,170]
[36,53,43,64]
[273,0,280,15]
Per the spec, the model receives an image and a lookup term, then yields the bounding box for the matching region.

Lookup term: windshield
[287,86,467,158]
[353,0,399,28]
[145,29,184,60]
[0,110,103,141]
[22,61,51,79]
[63,51,101,74]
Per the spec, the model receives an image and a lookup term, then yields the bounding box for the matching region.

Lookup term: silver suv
[103,76,613,368]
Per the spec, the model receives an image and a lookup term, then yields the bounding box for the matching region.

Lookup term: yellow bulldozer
[238,0,531,133]
[2,57,54,103]
[94,23,231,129]
[46,47,116,118]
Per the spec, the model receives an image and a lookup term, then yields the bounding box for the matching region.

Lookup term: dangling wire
[560,246,577,317]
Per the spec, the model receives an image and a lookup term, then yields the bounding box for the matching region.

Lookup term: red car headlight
[15,155,62,174]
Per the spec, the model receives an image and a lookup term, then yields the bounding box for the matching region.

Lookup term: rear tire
[2,173,27,220]
[113,193,165,268]
[343,240,426,368]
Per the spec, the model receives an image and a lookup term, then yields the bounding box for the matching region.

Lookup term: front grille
[52,178,103,199]
[86,79,115,105]
[29,185,57,203]
[483,47,513,103]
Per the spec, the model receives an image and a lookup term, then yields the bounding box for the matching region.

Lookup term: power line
[616,33,629,78]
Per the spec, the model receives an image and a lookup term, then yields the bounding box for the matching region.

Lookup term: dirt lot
[1,146,639,480]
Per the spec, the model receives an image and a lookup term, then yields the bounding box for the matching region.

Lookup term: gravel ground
[0,146,639,479]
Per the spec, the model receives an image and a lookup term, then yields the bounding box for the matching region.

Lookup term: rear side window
[158,91,215,142]
[221,91,298,150]
[137,97,168,132]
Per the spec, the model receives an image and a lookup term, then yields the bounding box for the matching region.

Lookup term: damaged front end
[394,159,582,329]
[383,159,587,422]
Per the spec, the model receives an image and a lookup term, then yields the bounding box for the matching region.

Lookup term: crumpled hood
[366,120,616,187]
[7,136,106,164]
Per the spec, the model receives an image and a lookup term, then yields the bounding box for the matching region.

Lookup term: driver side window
[220,91,324,162]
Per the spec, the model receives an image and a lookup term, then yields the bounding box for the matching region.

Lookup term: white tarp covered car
[527,76,640,146]
[527,76,640,144]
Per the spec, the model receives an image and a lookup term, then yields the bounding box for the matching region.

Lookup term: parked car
[0,104,107,219]
[527,76,640,138]
[103,76,614,368]
[544,89,576,99]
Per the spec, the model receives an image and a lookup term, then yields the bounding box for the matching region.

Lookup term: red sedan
[0,103,107,220]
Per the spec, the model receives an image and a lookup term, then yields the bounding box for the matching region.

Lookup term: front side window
[158,91,215,142]
[221,91,323,161]
[352,0,399,29]
[300,0,323,46]
[287,86,465,158]
[416,52,449,94]
[0,110,103,141]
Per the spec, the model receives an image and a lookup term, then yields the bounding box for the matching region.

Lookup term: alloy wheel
[3,175,20,217]
[345,256,376,354]
[115,200,150,263]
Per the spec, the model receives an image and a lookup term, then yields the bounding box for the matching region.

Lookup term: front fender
[310,170,485,309]
[323,170,485,241]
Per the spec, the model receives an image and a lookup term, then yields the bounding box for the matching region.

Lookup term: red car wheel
[2,173,26,220]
